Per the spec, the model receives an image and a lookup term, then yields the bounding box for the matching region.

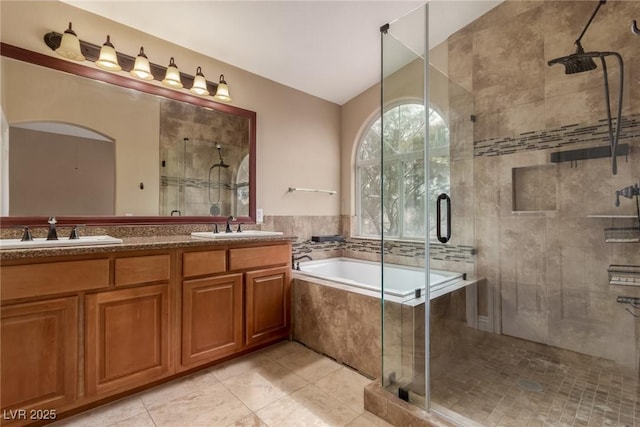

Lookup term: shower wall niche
[511,164,557,212]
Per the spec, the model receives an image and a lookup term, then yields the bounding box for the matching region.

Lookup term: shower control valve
[615,183,639,206]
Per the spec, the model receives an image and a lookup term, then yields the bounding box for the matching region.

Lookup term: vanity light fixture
[162,57,183,89]
[95,35,121,71]
[43,27,233,103]
[190,67,209,96]
[55,22,85,62]
[130,47,154,80]
[212,74,232,102]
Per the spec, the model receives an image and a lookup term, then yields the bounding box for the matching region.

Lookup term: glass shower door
[159,137,185,216]
[380,3,430,411]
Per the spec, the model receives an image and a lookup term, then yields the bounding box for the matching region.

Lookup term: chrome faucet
[46,216,58,240]
[225,216,236,233]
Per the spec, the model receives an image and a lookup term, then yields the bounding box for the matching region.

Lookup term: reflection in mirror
[0,44,257,226]
[9,122,115,216]
[159,98,250,217]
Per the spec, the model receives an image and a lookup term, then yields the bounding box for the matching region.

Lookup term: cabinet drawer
[115,255,170,286]
[1,259,109,301]
[229,245,290,271]
[183,250,226,278]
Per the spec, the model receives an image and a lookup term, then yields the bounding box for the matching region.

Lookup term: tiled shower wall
[447,0,640,372]
[159,98,249,217]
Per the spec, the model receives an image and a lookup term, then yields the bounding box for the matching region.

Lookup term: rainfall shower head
[547,0,605,73]
[209,161,230,169]
[547,0,625,176]
[547,41,598,74]
[210,144,230,169]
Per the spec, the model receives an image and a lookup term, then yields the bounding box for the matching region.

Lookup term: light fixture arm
[43,31,219,95]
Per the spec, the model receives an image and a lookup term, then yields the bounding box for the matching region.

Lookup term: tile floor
[430,334,640,427]
[52,341,393,427]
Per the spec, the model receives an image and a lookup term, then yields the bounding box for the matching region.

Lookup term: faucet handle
[69,225,85,240]
[48,216,56,225]
[236,222,242,233]
[212,223,219,234]
[15,226,33,242]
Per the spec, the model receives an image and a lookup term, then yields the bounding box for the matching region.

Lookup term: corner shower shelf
[604,227,640,243]
[608,265,640,287]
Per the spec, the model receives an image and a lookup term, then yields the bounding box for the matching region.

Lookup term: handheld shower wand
[208,144,230,215]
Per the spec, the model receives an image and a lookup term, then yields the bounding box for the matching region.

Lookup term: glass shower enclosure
[380,2,476,412]
[381,1,639,425]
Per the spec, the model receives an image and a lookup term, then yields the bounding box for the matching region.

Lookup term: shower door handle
[436,193,451,244]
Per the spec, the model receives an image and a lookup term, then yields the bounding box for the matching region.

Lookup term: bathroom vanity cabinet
[180,249,243,368]
[85,252,174,397]
[0,239,291,426]
[179,245,291,369]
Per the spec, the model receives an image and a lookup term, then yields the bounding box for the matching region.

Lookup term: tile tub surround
[51,340,392,427]
[293,276,477,389]
[293,276,381,379]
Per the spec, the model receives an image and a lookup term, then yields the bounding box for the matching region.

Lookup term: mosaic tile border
[160,176,248,190]
[293,238,476,264]
[474,114,640,157]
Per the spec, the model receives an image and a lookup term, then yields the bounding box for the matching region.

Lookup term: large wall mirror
[0,43,256,227]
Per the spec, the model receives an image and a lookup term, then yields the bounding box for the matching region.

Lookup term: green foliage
[357,103,450,239]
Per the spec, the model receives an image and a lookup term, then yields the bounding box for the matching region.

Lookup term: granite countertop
[0,234,296,260]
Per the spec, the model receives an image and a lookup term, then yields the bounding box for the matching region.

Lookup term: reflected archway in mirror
[9,122,115,216]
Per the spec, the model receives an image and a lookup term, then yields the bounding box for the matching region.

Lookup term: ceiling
[63,1,501,105]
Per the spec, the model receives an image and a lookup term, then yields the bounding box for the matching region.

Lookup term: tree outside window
[356,103,449,240]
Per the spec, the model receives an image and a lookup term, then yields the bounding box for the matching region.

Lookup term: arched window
[356,103,449,240]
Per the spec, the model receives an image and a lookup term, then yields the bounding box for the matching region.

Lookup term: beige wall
[340,41,450,218]
[9,127,116,215]
[0,0,341,217]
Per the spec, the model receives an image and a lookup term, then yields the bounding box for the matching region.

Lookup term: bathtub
[296,257,467,300]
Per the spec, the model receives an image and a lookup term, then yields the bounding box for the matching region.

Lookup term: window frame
[355,101,449,242]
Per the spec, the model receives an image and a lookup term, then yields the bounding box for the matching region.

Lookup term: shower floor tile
[431,334,640,427]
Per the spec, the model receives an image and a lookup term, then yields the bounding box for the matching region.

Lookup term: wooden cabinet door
[245,266,291,347]
[85,284,170,396]
[181,274,243,367]
[1,297,78,413]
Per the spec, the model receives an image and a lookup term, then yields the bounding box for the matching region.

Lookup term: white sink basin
[191,230,283,240]
[0,235,123,250]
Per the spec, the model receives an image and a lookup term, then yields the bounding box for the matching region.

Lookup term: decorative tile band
[293,238,476,264]
[474,114,640,157]
[160,176,248,189]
